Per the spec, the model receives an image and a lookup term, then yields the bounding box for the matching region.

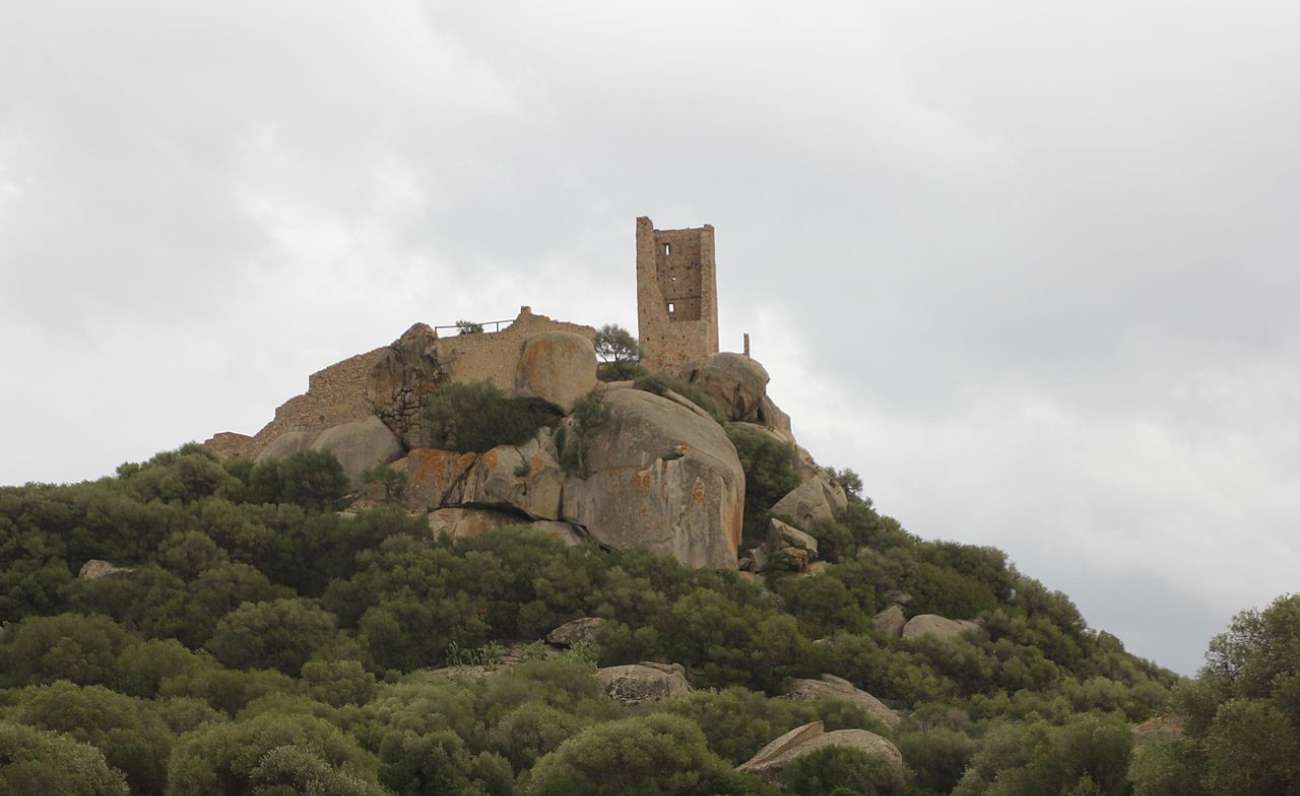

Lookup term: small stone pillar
[743,333,751,357]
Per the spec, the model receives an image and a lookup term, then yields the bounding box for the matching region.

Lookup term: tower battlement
[635,216,719,375]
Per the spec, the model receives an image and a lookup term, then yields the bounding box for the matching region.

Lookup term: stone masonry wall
[636,216,719,376]
[217,308,595,458]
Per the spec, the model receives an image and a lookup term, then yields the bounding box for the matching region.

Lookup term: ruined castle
[635,216,720,375]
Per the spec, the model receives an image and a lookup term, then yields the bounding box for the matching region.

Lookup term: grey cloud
[4,0,1300,673]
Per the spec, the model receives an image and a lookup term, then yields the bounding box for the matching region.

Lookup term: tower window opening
[667,302,675,314]
[663,243,671,255]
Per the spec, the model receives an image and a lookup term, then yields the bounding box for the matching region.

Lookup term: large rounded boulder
[687,352,770,422]
[561,388,744,569]
[515,331,597,413]
[310,416,404,487]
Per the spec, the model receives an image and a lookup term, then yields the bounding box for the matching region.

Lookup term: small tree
[595,324,640,363]
[455,320,484,335]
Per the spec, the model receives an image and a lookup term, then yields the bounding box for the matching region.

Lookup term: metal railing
[432,318,515,336]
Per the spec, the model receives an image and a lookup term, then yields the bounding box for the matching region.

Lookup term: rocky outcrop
[872,605,907,638]
[206,308,596,460]
[392,429,564,520]
[687,352,769,422]
[757,395,792,440]
[254,430,315,464]
[79,560,133,580]
[427,507,526,539]
[366,322,446,447]
[771,471,847,529]
[562,389,744,569]
[546,617,606,647]
[902,614,980,642]
[786,674,901,729]
[738,721,903,784]
[426,508,584,546]
[311,416,404,487]
[596,662,691,705]
[768,517,819,572]
[514,332,597,413]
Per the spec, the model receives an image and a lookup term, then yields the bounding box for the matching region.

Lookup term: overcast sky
[3,1,1298,674]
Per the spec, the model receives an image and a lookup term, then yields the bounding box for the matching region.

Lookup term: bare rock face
[596,662,691,705]
[786,674,901,729]
[902,614,980,642]
[738,720,903,783]
[514,332,597,413]
[458,430,564,520]
[758,395,793,440]
[561,389,744,569]
[772,471,846,529]
[392,429,564,520]
[769,517,819,556]
[427,507,526,540]
[311,416,404,487]
[254,430,315,464]
[367,322,446,447]
[873,604,907,638]
[79,560,133,580]
[687,352,770,422]
[546,617,606,647]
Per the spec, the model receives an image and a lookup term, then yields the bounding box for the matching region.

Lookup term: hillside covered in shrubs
[9,436,1271,796]
[3,321,1298,794]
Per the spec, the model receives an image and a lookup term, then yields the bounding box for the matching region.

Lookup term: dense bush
[725,423,801,545]
[0,442,1193,793]
[423,382,560,453]
[594,323,640,363]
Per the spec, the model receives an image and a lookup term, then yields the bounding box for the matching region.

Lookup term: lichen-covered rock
[391,429,564,520]
[515,331,597,413]
[546,617,606,647]
[873,605,906,638]
[738,721,904,783]
[596,662,691,705]
[902,614,980,642]
[311,416,404,487]
[687,352,770,422]
[772,471,846,529]
[79,560,133,580]
[458,430,564,520]
[786,674,901,729]
[561,389,744,569]
[393,449,478,509]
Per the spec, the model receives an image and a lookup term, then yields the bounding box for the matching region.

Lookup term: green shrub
[598,361,647,381]
[423,382,560,453]
[0,719,129,795]
[781,745,905,795]
[725,424,800,545]
[557,390,611,477]
[361,463,407,502]
[594,324,641,363]
[634,373,725,424]
[247,450,350,510]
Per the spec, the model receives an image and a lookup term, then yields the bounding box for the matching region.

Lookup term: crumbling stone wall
[436,307,594,392]
[212,308,595,458]
[636,216,719,376]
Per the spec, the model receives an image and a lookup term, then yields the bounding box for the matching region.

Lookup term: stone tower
[636,216,719,375]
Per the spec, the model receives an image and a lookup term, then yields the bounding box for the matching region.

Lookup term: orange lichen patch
[690,479,707,505]
[394,448,477,507]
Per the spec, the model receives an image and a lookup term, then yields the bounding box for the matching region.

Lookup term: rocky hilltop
[205,305,835,573]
